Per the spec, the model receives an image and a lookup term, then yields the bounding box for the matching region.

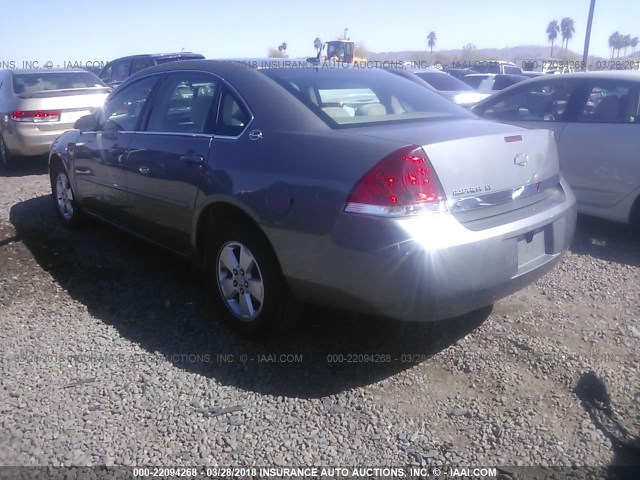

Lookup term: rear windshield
[261,68,472,127]
[462,76,486,89]
[414,72,473,91]
[12,72,105,94]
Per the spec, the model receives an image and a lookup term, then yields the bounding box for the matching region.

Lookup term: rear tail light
[345,145,448,217]
[11,110,61,123]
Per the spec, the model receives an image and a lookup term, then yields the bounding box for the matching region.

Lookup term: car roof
[108,52,205,62]
[538,70,640,81]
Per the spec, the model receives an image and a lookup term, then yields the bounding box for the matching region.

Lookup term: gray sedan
[0,69,110,169]
[49,60,576,337]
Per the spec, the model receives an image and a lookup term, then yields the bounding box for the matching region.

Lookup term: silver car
[472,71,640,225]
[0,69,110,169]
[49,60,576,337]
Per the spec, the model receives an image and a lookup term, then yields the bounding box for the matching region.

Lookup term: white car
[472,71,640,226]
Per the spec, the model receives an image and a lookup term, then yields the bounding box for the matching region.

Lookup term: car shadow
[0,155,48,177]
[574,371,640,477]
[9,195,490,398]
[571,215,639,268]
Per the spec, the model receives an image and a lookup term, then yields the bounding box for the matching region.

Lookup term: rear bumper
[281,179,577,322]
[3,122,73,156]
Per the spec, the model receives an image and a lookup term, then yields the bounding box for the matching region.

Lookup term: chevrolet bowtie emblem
[514,153,529,166]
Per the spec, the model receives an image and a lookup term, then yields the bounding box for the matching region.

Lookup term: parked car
[98,53,205,87]
[443,68,479,80]
[408,69,491,107]
[473,60,523,75]
[463,73,529,92]
[49,60,576,336]
[0,69,110,169]
[471,71,640,225]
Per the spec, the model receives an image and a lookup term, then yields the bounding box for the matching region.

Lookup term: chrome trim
[448,175,560,213]
[345,201,448,217]
[134,131,214,138]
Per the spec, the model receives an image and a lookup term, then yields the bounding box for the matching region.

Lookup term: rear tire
[0,135,15,170]
[50,163,85,229]
[205,221,300,338]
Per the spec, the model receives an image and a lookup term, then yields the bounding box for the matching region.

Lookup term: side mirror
[74,113,99,131]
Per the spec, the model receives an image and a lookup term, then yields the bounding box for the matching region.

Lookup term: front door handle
[179,154,204,164]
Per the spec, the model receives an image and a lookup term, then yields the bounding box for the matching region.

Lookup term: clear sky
[0,0,637,66]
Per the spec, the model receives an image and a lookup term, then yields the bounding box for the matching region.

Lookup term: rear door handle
[179,154,204,164]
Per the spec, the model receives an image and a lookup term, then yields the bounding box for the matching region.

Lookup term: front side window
[111,60,131,83]
[101,75,159,131]
[575,81,640,123]
[479,80,575,122]
[146,73,218,133]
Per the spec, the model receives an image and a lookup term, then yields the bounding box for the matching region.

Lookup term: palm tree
[546,20,560,57]
[622,34,632,56]
[632,37,639,54]
[609,32,620,59]
[427,31,437,56]
[313,37,323,55]
[278,42,288,55]
[560,17,575,50]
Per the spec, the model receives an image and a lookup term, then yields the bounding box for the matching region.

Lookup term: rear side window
[146,73,218,134]
[12,72,104,94]
[575,81,640,123]
[131,58,155,75]
[214,88,251,137]
[111,60,131,83]
[479,80,574,122]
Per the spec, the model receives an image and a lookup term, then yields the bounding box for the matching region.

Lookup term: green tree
[547,20,560,57]
[278,42,288,55]
[427,31,437,56]
[560,17,575,50]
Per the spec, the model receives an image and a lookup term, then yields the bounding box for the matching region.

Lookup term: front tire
[51,164,85,229]
[206,222,300,338]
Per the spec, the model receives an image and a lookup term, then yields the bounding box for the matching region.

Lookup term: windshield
[414,72,473,91]
[262,68,473,127]
[12,72,105,94]
[326,42,354,60]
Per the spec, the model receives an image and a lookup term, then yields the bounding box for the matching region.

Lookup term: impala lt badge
[514,153,529,166]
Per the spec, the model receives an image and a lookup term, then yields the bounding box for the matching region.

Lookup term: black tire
[50,163,85,229]
[0,135,15,170]
[205,221,301,338]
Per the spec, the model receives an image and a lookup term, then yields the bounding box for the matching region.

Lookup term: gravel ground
[0,162,638,470]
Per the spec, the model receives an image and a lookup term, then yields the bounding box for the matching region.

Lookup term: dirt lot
[0,162,638,471]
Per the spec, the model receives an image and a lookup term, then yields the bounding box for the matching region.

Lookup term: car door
[558,79,640,209]
[124,72,218,251]
[473,77,578,143]
[72,75,160,223]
